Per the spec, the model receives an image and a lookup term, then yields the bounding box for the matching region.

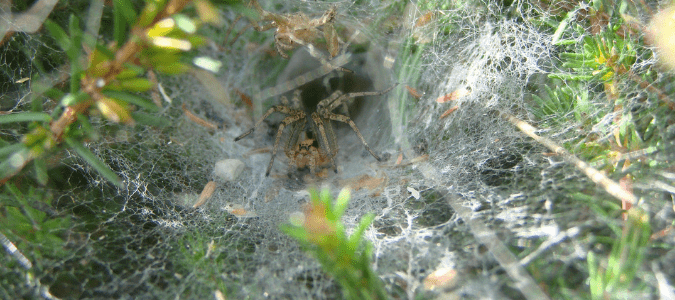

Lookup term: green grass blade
[551,10,575,45]
[68,15,82,61]
[102,90,159,112]
[115,0,138,26]
[0,112,51,124]
[348,213,375,251]
[64,137,123,187]
[33,157,49,186]
[113,1,127,45]
[43,20,71,52]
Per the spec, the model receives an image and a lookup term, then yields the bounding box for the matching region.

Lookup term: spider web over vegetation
[1,0,675,299]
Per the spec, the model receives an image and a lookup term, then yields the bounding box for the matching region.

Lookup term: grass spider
[235,85,396,176]
[228,1,347,71]
[249,0,339,58]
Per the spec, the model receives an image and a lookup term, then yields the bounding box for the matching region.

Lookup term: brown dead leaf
[231,208,248,215]
[225,204,257,217]
[389,154,429,168]
[439,106,458,119]
[339,174,387,196]
[415,11,437,28]
[182,103,219,131]
[193,181,217,208]
[436,87,471,103]
[409,155,429,164]
[234,88,253,109]
[395,152,403,165]
[406,85,423,99]
[651,226,673,241]
[243,147,272,158]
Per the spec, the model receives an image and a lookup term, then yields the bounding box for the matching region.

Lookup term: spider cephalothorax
[287,138,331,172]
[234,86,395,176]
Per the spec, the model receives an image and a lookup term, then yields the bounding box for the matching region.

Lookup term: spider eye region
[299,139,314,151]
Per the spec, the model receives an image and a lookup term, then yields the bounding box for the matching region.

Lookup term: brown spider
[250,0,339,58]
[228,1,341,63]
[234,86,396,176]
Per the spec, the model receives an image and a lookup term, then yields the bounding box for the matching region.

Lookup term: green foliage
[531,0,659,164]
[0,184,71,265]
[174,234,230,298]
[530,80,593,127]
[524,1,666,298]
[281,188,388,300]
[553,30,636,83]
[0,0,218,187]
[588,208,651,300]
[0,112,52,124]
[64,136,123,187]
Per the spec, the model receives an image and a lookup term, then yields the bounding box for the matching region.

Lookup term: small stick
[501,112,637,206]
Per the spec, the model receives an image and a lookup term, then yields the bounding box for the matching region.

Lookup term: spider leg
[308,146,318,173]
[284,119,305,159]
[250,0,266,17]
[307,5,336,27]
[322,114,338,158]
[254,22,277,32]
[266,113,304,176]
[228,23,257,46]
[291,89,302,109]
[323,85,397,111]
[305,6,338,57]
[234,105,300,141]
[288,151,298,169]
[225,15,243,45]
[323,111,382,162]
[274,33,291,58]
[310,113,338,172]
[322,5,337,24]
[229,0,276,45]
[322,22,339,58]
[317,90,343,111]
[285,33,351,73]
